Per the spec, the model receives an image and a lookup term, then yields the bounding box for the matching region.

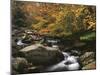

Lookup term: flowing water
[43,52,80,72]
[16,41,81,72]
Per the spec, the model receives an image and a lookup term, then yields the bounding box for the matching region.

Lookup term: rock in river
[19,44,64,65]
[80,51,96,70]
[12,57,28,74]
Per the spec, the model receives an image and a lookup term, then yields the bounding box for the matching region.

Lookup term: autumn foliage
[12,1,96,38]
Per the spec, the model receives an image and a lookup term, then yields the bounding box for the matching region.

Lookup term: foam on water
[44,52,80,72]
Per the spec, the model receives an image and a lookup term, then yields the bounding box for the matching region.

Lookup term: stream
[16,39,81,72]
[43,51,81,72]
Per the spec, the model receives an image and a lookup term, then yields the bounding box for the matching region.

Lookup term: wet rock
[69,50,81,56]
[80,52,96,69]
[27,66,39,73]
[80,52,95,65]
[12,57,28,74]
[20,44,64,65]
[82,61,96,70]
[27,66,44,73]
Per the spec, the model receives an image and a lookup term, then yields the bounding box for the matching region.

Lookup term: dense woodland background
[12,1,96,38]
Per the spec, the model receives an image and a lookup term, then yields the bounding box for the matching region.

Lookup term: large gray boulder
[20,44,64,65]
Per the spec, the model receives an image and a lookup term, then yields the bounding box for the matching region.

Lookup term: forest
[11,1,96,74]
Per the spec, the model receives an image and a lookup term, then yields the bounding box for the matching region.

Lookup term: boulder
[82,61,96,70]
[20,44,64,65]
[12,57,28,74]
[80,52,96,69]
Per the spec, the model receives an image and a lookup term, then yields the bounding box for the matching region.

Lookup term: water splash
[43,52,80,72]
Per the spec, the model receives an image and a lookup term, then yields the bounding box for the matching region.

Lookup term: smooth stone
[20,44,64,65]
